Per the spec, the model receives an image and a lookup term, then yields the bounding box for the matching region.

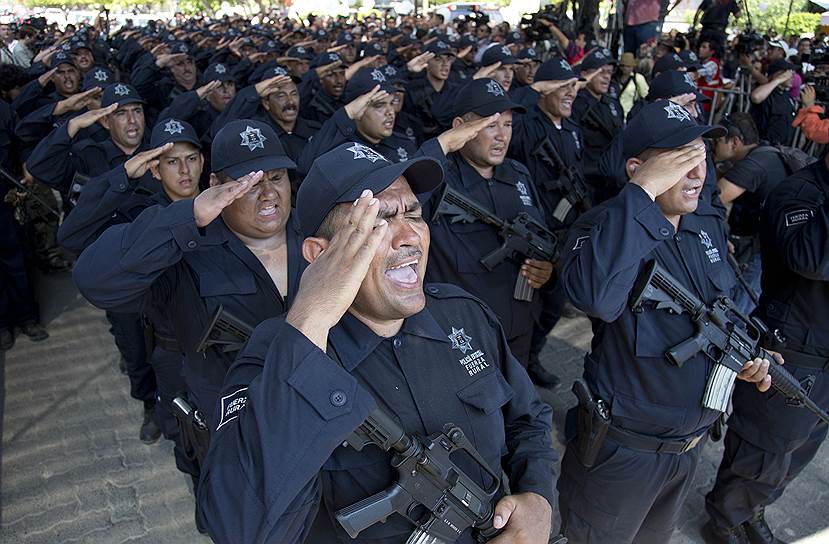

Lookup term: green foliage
[176,0,224,16]
[774,12,821,36]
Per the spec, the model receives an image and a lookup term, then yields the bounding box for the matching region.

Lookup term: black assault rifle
[431,184,558,302]
[195,304,255,354]
[532,137,591,223]
[630,260,829,424]
[0,165,61,218]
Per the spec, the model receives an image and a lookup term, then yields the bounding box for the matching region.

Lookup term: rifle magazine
[702,364,737,413]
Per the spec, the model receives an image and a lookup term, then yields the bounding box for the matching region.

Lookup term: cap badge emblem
[239,126,267,151]
[664,101,691,122]
[346,142,388,163]
[113,83,130,96]
[164,119,185,135]
[486,80,505,97]
[214,63,227,74]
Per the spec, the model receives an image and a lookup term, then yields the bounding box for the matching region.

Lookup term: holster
[172,396,211,465]
[572,379,611,468]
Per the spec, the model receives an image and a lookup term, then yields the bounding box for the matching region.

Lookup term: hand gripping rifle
[431,184,559,302]
[337,408,502,544]
[531,137,591,223]
[630,260,829,424]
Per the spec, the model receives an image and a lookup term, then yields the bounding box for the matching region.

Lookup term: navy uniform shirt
[302,87,345,127]
[158,89,223,142]
[750,88,797,146]
[72,199,307,425]
[10,78,67,119]
[560,183,736,438]
[16,102,108,161]
[198,284,556,544]
[571,88,624,184]
[403,74,456,139]
[297,108,418,176]
[418,138,547,355]
[131,53,198,110]
[26,122,150,197]
[510,105,585,226]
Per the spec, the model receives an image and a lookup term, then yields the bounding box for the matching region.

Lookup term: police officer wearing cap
[510,47,541,100]
[404,40,458,139]
[571,48,624,203]
[157,62,238,141]
[12,50,81,118]
[73,119,307,429]
[62,118,205,486]
[27,83,151,208]
[418,78,554,370]
[197,141,556,544]
[301,52,347,126]
[298,67,418,174]
[478,44,518,93]
[749,58,798,146]
[703,149,829,544]
[557,100,775,543]
[132,41,200,110]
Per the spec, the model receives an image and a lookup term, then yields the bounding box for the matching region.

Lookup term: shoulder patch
[216,387,248,430]
[784,209,814,227]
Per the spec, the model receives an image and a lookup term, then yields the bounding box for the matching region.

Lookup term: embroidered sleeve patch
[785,209,813,227]
[572,235,590,250]
[216,387,248,430]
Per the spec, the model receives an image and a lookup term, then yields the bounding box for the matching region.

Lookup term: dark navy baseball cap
[168,41,191,56]
[150,118,201,149]
[82,66,114,90]
[767,58,796,76]
[678,50,701,71]
[50,51,75,69]
[360,41,386,59]
[310,51,344,69]
[285,45,315,61]
[480,44,516,66]
[212,119,296,179]
[535,57,581,82]
[204,62,235,83]
[458,34,477,49]
[647,70,709,103]
[579,48,616,71]
[101,83,145,108]
[452,78,526,118]
[250,63,300,84]
[344,67,397,103]
[425,40,455,56]
[506,30,523,44]
[336,31,356,46]
[652,52,685,76]
[296,142,443,237]
[517,47,541,62]
[622,100,725,160]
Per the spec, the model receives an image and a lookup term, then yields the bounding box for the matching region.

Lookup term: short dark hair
[721,112,759,145]
[315,202,348,239]
[0,63,31,97]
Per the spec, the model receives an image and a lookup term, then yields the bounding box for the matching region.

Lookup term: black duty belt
[778,348,829,372]
[606,425,705,455]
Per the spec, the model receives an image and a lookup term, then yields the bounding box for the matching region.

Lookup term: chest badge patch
[699,229,721,263]
[516,181,533,206]
[448,327,490,377]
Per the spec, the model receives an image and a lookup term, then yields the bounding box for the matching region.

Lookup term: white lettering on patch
[216,387,248,430]
[785,209,813,227]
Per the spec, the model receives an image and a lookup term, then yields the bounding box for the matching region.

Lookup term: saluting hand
[629,143,707,199]
[437,113,500,155]
[67,103,118,138]
[37,66,58,88]
[345,85,389,121]
[196,80,222,100]
[531,78,577,95]
[406,51,435,73]
[286,190,389,350]
[193,171,263,228]
[473,61,502,80]
[316,59,344,78]
[255,74,293,98]
[489,492,552,544]
[156,53,188,69]
[124,143,173,179]
[53,87,103,116]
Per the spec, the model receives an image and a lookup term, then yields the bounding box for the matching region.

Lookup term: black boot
[192,475,207,534]
[743,507,786,544]
[140,402,161,444]
[20,322,49,342]
[703,520,751,544]
[527,361,560,388]
[0,328,14,351]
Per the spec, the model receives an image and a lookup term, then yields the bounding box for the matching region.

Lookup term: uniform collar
[454,152,518,187]
[329,305,451,372]
[678,199,722,235]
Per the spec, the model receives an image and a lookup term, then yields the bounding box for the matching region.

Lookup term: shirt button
[675,234,682,241]
[330,390,347,407]
[425,286,439,295]
[186,240,197,249]
[659,227,671,237]
[118,183,127,190]
[393,337,402,349]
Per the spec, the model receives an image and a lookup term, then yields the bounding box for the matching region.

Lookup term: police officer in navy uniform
[749,58,798,147]
[11,51,81,119]
[72,119,307,429]
[197,142,557,544]
[404,40,458,139]
[418,78,555,376]
[557,101,775,543]
[298,67,418,175]
[703,154,829,544]
[301,52,347,126]
[509,57,586,387]
[571,48,624,203]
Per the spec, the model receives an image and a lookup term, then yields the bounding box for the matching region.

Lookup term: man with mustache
[157,62,238,141]
[571,48,625,204]
[298,67,418,174]
[420,78,555,372]
[11,51,81,118]
[197,141,556,544]
[556,100,774,543]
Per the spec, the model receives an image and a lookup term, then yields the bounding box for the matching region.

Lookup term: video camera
[733,27,765,56]
[519,3,574,43]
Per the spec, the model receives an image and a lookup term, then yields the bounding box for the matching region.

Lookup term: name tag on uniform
[785,209,813,227]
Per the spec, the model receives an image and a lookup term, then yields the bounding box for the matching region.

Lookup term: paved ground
[1,270,827,543]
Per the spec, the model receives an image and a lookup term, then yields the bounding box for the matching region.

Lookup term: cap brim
[223,155,297,179]
[109,97,145,108]
[628,124,725,159]
[151,135,202,149]
[470,100,527,116]
[338,156,444,204]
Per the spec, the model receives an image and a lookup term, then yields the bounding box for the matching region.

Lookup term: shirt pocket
[197,270,257,297]
[456,371,515,459]
[448,222,501,275]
